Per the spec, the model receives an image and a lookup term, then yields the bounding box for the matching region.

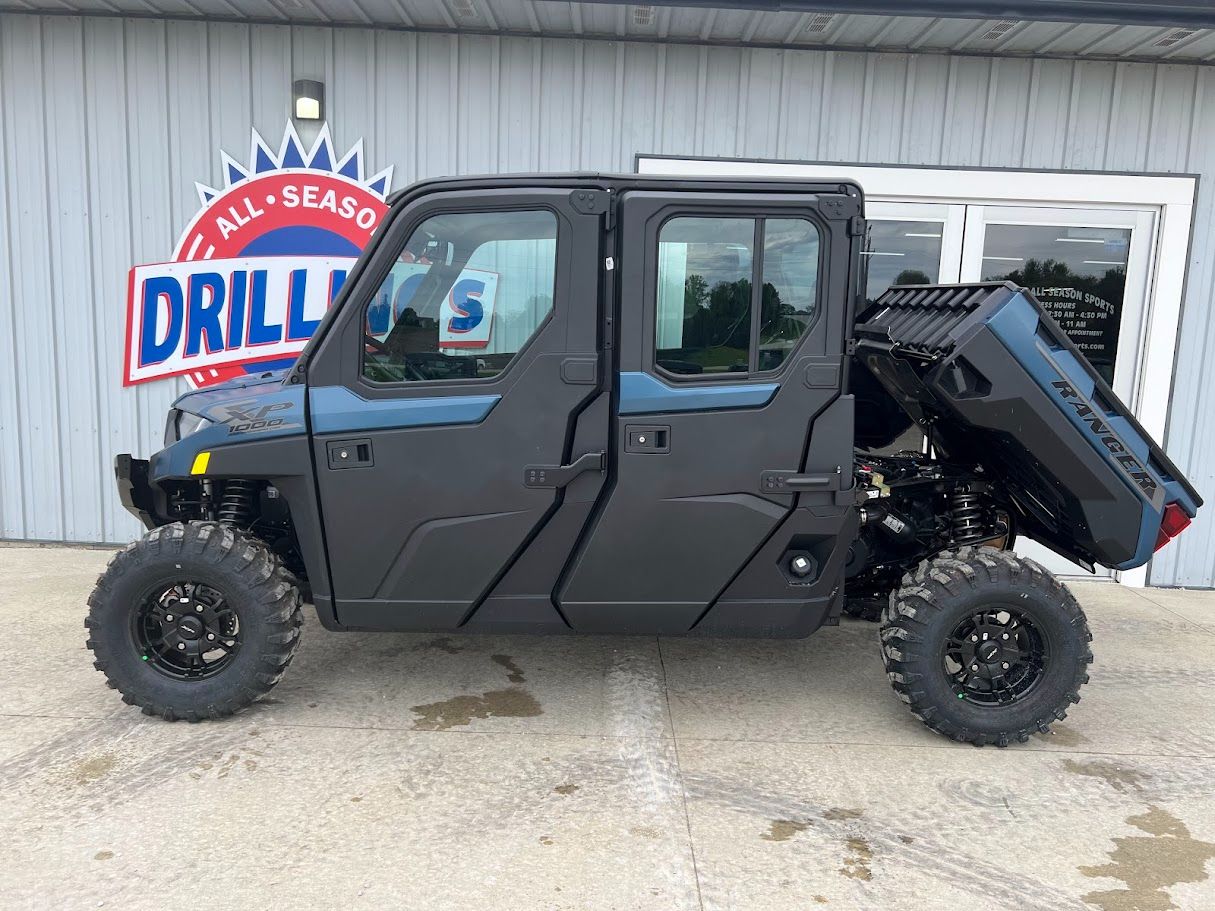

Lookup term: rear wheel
[880,547,1092,746]
[86,522,303,721]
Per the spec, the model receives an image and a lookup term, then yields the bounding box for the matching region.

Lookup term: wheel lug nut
[970,664,979,671]
[1001,662,1009,670]
[971,635,978,642]
[165,614,173,622]
[196,605,204,613]
[177,642,186,650]
[1002,633,1009,640]
[207,633,215,641]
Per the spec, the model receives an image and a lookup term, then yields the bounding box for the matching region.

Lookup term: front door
[558,187,860,634]
[308,186,606,629]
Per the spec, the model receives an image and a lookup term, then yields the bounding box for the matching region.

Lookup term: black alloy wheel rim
[943,606,1049,706]
[132,582,241,680]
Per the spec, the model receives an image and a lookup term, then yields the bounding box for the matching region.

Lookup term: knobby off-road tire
[86,522,303,721]
[880,546,1093,747]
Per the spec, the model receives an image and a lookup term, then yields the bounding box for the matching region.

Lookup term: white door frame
[638,156,1198,587]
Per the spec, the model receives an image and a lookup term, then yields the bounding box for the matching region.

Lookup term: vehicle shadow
[258,610,899,740]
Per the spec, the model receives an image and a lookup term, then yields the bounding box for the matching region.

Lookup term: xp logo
[123,123,393,388]
[220,399,298,436]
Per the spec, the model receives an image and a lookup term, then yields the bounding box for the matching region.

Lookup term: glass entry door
[961,206,1155,401]
[860,203,966,455]
[862,202,964,306]
[960,205,1157,578]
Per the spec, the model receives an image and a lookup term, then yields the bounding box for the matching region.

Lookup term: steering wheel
[363,334,428,382]
[364,333,391,355]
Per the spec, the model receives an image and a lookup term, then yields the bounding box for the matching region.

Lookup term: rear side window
[759,219,820,371]
[655,215,820,377]
[655,217,754,375]
[363,209,557,383]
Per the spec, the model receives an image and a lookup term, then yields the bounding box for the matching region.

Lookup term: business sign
[1031,285,1121,383]
[366,264,500,350]
[124,124,394,387]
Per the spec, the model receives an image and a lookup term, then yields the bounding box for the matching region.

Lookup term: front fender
[116,381,332,609]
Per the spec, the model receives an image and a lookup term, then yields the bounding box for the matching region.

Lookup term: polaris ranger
[88,174,1202,746]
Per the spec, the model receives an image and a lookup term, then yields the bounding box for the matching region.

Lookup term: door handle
[326,439,374,469]
[524,451,606,488]
[760,470,836,493]
[625,425,670,453]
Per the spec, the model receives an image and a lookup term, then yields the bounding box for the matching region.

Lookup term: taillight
[1154,502,1193,552]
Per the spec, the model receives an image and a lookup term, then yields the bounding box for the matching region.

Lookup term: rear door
[558,187,860,634]
[307,185,606,629]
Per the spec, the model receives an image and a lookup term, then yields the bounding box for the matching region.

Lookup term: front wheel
[880,547,1092,747]
[86,522,303,721]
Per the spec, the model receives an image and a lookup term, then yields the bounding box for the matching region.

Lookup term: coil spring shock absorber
[217,479,257,527]
[949,490,985,544]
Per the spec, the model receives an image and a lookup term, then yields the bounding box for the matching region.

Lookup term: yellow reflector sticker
[190,451,211,475]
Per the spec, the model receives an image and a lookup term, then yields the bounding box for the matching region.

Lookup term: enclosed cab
[87,174,1200,746]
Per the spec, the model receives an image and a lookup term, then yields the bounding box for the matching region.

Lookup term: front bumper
[115,454,156,529]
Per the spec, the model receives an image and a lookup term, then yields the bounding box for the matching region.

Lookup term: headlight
[166,410,214,444]
[178,411,214,438]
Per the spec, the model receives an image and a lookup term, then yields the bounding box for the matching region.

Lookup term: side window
[759,218,820,371]
[656,217,754,375]
[363,209,557,383]
[655,214,820,377]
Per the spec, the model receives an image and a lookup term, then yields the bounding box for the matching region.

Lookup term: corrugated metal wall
[1,12,1213,586]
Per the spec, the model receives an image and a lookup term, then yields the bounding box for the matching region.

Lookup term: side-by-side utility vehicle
[88,174,1201,745]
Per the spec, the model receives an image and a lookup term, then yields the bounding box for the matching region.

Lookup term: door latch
[524,451,606,488]
[625,425,670,453]
[760,470,834,493]
[326,439,374,469]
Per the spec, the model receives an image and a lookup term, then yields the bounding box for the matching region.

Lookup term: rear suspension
[949,490,986,544]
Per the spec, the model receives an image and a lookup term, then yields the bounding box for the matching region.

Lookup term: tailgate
[854,282,1201,570]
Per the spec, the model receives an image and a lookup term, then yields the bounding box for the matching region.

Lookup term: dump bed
[854,282,1201,571]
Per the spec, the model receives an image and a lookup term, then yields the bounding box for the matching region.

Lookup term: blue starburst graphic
[194,122,394,207]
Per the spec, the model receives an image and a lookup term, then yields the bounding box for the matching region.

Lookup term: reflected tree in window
[986,258,1125,384]
[894,269,932,286]
[655,215,820,375]
[673,273,751,372]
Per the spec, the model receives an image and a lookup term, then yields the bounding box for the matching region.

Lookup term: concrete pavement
[2,544,1214,910]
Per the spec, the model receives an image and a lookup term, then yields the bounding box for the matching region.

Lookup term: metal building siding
[0,14,1212,585]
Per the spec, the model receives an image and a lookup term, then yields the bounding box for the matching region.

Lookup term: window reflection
[759,218,819,371]
[980,224,1129,385]
[858,218,946,457]
[655,217,755,375]
[655,216,820,375]
[862,220,944,306]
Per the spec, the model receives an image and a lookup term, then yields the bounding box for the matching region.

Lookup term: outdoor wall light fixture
[293,79,324,121]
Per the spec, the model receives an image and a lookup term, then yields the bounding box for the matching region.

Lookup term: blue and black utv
[87,174,1201,746]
